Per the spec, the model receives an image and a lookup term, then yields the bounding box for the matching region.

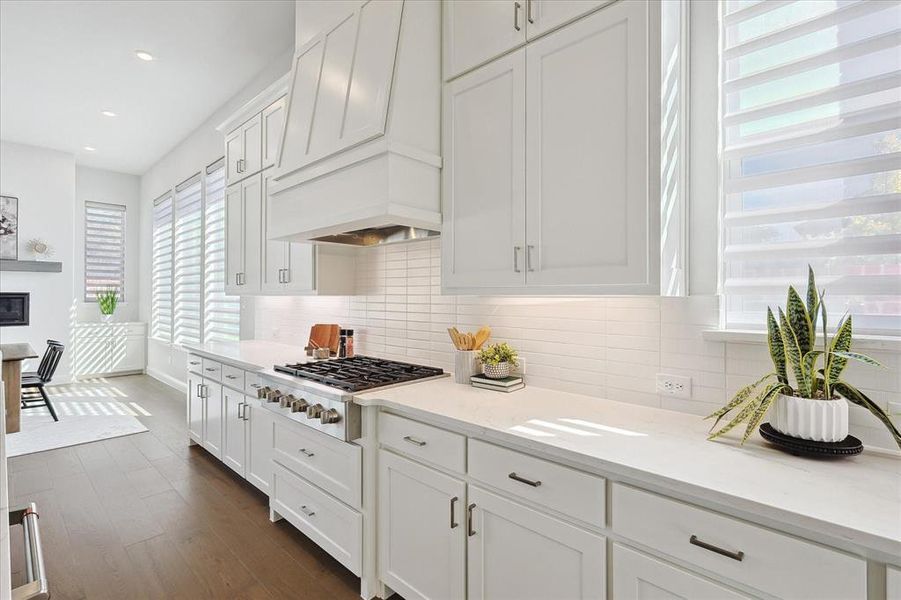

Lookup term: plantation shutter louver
[84,201,126,302]
[203,160,240,342]
[721,0,901,334]
[173,173,204,345]
[152,192,174,342]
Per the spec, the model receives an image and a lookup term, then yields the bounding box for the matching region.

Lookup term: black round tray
[759,423,863,457]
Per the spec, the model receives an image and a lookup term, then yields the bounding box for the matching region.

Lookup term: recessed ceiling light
[135,50,154,61]
[101,110,117,117]
[83,146,96,152]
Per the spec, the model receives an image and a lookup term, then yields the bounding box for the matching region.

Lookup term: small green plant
[706,266,900,448]
[477,342,519,367]
[97,287,119,316]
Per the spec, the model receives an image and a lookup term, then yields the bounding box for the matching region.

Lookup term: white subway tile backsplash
[252,239,898,451]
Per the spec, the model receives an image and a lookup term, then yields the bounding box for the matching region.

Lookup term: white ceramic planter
[770,393,849,442]
[482,361,512,379]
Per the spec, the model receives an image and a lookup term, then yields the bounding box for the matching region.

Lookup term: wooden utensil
[310,324,341,354]
[473,326,491,349]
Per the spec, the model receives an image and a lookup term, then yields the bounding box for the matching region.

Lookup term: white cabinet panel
[888,566,901,600]
[443,0,526,80]
[242,115,263,178]
[116,336,145,372]
[202,380,223,459]
[467,485,605,600]
[283,243,315,293]
[524,0,656,293]
[222,388,246,476]
[379,450,466,600]
[613,544,749,600]
[262,96,286,169]
[261,172,316,294]
[225,128,244,186]
[187,374,203,444]
[225,175,262,294]
[246,400,274,495]
[526,0,608,38]
[225,183,244,295]
[442,50,526,289]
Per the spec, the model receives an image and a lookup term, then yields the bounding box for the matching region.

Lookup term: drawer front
[187,354,204,376]
[611,484,866,600]
[123,323,147,336]
[273,420,362,509]
[379,412,466,474]
[272,462,362,576]
[222,364,245,391]
[201,358,222,382]
[468,438,605,527]
[244,371,263,397]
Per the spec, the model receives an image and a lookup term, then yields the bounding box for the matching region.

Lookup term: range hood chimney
[267,0,441,246]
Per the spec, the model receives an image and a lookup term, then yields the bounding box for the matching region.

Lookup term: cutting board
[309,324,341,354]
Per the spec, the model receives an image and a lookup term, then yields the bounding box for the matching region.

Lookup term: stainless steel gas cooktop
[273,355,445,392]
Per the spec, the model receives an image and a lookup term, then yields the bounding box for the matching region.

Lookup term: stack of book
[470,373,524,393]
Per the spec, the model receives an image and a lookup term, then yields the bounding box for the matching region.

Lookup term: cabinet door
[443,0,526,80]
[612,544,749,600]
[241,174,263,292]
[467,485,605,600]
[225,127,244,186]
[202,380,223,459]
[224,183,244,294]
[242,114,263,177]
[525,0,658,294]
[889,566,901,600]
[526,0,608,38]
[262,96,286,169]
[378,450,466,600]
[222,388,246,476]
[246,401,275,494]
[111,335,144,372]
[187,375,203,444]
[442,49,526,290]
[73,334,109,377]
[283,243,316,293]
[261,172,289,293]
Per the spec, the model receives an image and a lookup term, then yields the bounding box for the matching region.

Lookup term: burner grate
[274,356,444,392]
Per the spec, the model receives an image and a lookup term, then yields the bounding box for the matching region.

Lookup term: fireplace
[0,292,29,326]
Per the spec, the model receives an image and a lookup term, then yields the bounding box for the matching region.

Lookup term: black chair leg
[39,386,59,422]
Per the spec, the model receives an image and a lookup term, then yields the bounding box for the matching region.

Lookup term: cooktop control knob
[307,404,324,419]
[257,386,271,399]
[320,408,341,425]
[291,397,309,413]
[266,389,282,402]
[280,394,295,409]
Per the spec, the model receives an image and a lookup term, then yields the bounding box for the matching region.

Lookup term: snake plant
[706,266,900,448]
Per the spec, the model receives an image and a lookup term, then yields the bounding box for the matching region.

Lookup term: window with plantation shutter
[84,201,126,302]
[173,174,204,345]
[203,160,240,342]
[720,0,901,335]
[152,193,174,342]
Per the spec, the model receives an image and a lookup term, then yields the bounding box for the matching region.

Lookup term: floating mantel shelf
[0,259,63,273]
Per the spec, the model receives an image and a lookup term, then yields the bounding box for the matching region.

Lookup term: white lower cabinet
[201,380,223,459]
[187,374,203,443]
[378,450,466,600]
[245,400,274,495]
[613,544,749,600]
[222,388,246,475]
[467,485,606,600]
[73,322,146,378]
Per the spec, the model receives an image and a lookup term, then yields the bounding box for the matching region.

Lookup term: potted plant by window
[477,342,519,379]
[97,287,119,323]
[706,267,900,449]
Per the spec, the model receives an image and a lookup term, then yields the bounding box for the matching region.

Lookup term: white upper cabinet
[226,114,263,186]
[443,0,526,81]
[442,0,659,295]
[260,173,316,295]
[524,0,656,293]
[225,174,262,294]
[277,0,403,174]
[442,50,526,290]
[525,0,609,38]
[262,96,286,170]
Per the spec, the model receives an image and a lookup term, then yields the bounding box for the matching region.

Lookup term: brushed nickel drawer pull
[226,375,238,380]
[205,367,217,372]
[300,505,315,517]
[237,402,245,419]
[467,503,476,537]
[450,496,459,529]
[189,361,200,365]
[689,535,745,562]
[298,448,315,458]
[403,435,426,447]
[513,1,521,31]
[509,472,541,487]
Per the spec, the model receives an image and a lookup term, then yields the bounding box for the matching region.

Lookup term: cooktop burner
[274,356,445,392]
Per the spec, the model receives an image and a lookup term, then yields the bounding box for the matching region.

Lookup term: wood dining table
[1,342,38,434]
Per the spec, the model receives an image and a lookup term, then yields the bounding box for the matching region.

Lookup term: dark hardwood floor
[8,374,362,600]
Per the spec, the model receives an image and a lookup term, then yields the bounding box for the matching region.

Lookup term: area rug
[6,414,148,457]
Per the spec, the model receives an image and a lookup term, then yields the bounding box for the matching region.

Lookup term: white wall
[74,166,141,322]
[139,48,292,391]
[0,141,76,382]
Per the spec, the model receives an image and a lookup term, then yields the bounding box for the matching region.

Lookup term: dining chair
[20,341,64,422]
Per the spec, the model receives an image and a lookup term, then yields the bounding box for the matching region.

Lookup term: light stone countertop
[181,340,311,372]
[354,377,901,560]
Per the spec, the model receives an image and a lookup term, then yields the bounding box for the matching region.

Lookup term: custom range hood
[267,0,441,247]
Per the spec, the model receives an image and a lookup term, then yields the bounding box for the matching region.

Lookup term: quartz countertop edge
[181,340,310,372]
[354,377,901,561]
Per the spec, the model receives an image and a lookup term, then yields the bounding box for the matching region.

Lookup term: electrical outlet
[514,358,526,375]
[656,373,692,399]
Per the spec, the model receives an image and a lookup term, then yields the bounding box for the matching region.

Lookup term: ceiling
[0,0,294,174]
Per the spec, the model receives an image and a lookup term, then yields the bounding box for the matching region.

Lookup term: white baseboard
[147,368,187,394]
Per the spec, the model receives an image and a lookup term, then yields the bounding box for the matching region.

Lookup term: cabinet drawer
[611,484,866,600]
[272,462,362,576]
[200,358,222,382]
[221,364,245,391]
[468,438,605,527]
[244,371,263,397]
[187,354,204,376]
[273,420,362,509]
[379,412,466,474]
